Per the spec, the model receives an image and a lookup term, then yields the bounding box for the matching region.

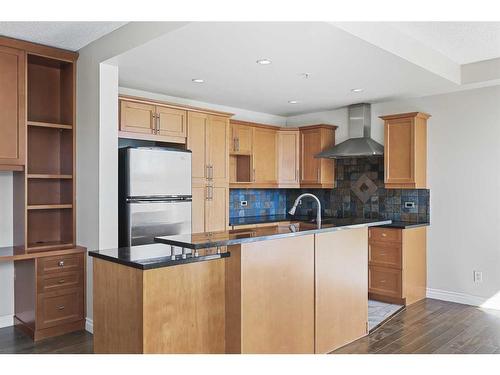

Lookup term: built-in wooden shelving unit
[14,53,76,253]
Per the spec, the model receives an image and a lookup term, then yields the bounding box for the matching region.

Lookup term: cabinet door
[0,45,25,168]
[231,124,253,154]
[207,115,229,184]
[300,129,321,184]
[278,130,299,187]
[253,127,277,184]
[187,112,208,186]
[384,118,415,185]
[191,186,206,233]
[205,186,227,232]
[315,228,368,353]
[119,100,155,134]
[156,105,187,138]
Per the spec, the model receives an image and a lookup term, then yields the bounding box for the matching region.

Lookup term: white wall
[0,172,14,327]
[119,87,287,126]
[290,86,500,307]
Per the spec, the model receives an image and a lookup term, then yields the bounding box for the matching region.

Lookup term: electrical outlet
[240,200,248,207]
[474,271,483,283]
[404,201,416,209]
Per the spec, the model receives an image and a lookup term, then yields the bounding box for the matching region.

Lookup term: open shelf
[27,126,73,175]
[27,209,73,251]
[26,241,74,252]
[28,178,72,206]
[27,204,72,210]
[27,54,74,125]
[27,174,73,179]
[27,121,73,130]
[230,154,252,183]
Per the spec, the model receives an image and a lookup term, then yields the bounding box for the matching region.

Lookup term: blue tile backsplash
[229,189,287,218]
[229,157,430,223]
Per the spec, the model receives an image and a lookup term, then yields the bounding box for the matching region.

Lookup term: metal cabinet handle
[381,233,387,237]
[208,186,213,200]
[253,169,256,182]
[210,165,214,179]
[317,168,320,182]
[58,261,64,267]
[57,305,65,310]
[233,138,237,151]
[236,138,240,151]
[155,113,160,134]
[58,279,65,284]
[206,165,210,178]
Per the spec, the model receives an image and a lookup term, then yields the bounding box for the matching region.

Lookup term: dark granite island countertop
[155,218,392,250]
[88,243,230,270]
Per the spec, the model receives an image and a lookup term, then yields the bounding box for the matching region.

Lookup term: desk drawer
[37,288,84,329]
[38,271,83,293]
[369,242,402,269]
[369,228,402,243]
[37,253,83,276]
[369,265,402,298]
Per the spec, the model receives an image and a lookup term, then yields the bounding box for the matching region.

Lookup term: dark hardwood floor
[1,299,499,354]
[0,326,93,354]
[333,298,500,354]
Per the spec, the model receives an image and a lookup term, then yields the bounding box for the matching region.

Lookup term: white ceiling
[114,22,460,116]
[387,22,500,65]
[0,22,127,51]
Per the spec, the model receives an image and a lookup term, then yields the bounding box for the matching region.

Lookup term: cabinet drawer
[37,253,83,276]
[369,266,402,298]
[369,228,402,243]
[369,242,402,269]
[37,288,84,329]
[37,271,83,293]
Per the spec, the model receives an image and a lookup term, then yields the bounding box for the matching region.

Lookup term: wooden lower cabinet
[315,228,368,353]
[226,236,315,353]
[225,230,369,354]
[93,257,226,354]
[14,248,86,341]
[368,227,427,306]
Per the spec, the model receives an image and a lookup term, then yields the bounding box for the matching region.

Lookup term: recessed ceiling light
[288,100,299,104]
[351,88,364,93]
[256,58,272,65]
[192,78,204,83]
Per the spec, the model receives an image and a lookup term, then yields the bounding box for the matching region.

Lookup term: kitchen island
[90,218,390,354]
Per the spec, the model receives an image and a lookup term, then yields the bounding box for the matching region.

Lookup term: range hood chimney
[316,103,383,159]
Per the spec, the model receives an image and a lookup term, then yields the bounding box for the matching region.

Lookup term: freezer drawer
[124,201,192,246]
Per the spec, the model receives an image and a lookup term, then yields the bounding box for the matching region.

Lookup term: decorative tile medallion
[351,173,378,203]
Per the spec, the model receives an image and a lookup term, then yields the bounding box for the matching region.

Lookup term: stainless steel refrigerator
[118,147,192,247]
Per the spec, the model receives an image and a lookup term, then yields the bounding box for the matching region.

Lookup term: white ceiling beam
[330,22,462,84]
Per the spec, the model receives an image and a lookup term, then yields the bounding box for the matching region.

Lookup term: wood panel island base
[91,219,388,353]
[92,256,226,354]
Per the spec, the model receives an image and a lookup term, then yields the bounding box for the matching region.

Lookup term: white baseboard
[427,288,500,310]
[0,314,14,328]
[85,317,94,334]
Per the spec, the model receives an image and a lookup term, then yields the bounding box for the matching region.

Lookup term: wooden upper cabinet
[230,122,253,154]
[0,45,25,170]
[252,127,278,185]
[299,125,337,188]
[187,111,208,185]
[278,130,300,188]
[207,115,229,184]
[119,100,155,134]
[156,105,187,138]
[380,112,430,189]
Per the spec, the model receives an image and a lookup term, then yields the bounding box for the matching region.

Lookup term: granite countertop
[155,218,392,250]
[88,243,230,270]
[376,221,430,229]
[229,215,429,230]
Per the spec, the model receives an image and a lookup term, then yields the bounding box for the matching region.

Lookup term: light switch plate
[240,200,248,207]
[404,201,416,209]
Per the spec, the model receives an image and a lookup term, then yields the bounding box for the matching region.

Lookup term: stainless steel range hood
[315,103,384,159]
